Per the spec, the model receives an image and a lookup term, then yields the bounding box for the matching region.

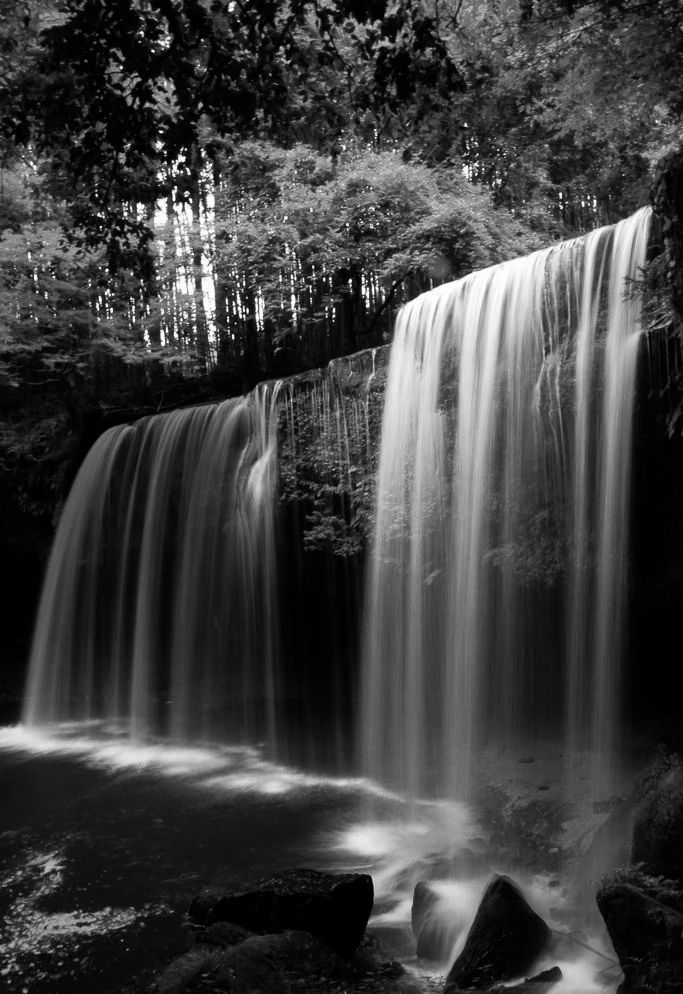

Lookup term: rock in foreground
[416,909,461,963]
[188,867,373,956]
[155,930,347,994]
[632,750,683,884]
[597,877,683,994]
[444,874,551,991]
[148,929,420,994]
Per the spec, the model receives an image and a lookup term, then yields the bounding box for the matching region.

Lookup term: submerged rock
[188,867,374,956]
[444,874,551,991]
[597,878,683,994]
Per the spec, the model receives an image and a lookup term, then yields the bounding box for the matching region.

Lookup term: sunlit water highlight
[0,723,400,801]
[0,846,162,989]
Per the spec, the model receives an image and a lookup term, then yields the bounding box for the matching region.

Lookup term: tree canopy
[0,0,682,615]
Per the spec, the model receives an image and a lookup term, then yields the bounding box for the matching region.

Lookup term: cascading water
[22,349,384,764]
[23,207,651,806]
[24,384,282,748]
[360,207,651,802]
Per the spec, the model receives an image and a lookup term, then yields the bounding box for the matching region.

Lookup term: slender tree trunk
[242,286,260,390]
[191,169,209,365]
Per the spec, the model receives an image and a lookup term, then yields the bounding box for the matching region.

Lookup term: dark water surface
[0,726,375,994]
[0,726,626,994]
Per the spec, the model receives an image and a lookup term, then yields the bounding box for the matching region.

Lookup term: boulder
[188,868,373,956]
[597,879,683,994]
[444,875,551,991]
[632,752,683,883]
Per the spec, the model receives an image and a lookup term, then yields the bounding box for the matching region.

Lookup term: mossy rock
[632,751,683,884]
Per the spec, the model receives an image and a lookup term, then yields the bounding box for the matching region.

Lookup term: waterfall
[360,208,651,801]
[24,384,282,748]
[23,348,385,764]
[23,208,651,798]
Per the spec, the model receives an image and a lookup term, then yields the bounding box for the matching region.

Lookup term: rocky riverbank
[125,750,683,994]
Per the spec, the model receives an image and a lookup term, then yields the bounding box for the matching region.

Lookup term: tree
[202,138,544,379]
[0,0,463,271]
[443,0,682,228]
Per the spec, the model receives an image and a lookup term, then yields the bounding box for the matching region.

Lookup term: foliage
[635,745,682,801]
[0,0,681,629]
[443,0,683,229]
[6,0,679,263]
[487,507,565,586]
[602,864,683,913]
[0,155,214,602]
[598,863,683,994]
[0,0,463,270]
[278,348,387,557]
[647,148,683,434]
[209,139,543,373]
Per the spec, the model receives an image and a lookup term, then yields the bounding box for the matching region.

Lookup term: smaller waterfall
[23,347,387,764]
[360,208,651,802]
[24,384,282,748]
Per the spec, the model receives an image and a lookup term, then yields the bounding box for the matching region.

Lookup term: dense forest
[0,0,682,679]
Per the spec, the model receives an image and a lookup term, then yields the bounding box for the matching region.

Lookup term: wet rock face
[595,751,683,994]
[188,868,374,956]
[597,881,683,994]
[632,754,683,884]
[444,874,551,991]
